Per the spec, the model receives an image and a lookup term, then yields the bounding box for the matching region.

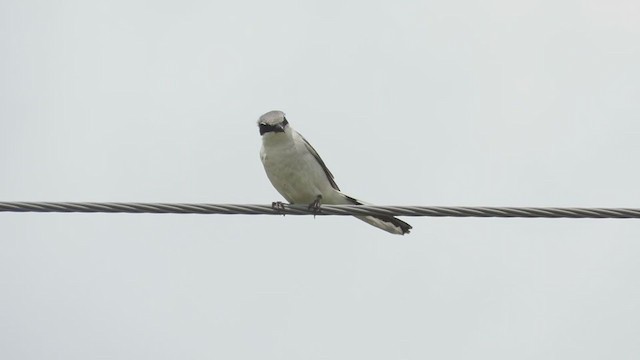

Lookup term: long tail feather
[354,215,412,235]
[343,195,412,235]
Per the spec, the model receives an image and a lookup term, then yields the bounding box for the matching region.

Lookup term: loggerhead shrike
[257,110,412,235]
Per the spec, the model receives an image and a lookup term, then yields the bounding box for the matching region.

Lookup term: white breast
[260,131,337,204]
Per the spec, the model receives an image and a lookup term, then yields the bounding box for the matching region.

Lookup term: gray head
[257,110,289,135]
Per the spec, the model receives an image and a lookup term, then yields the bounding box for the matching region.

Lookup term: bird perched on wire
[257,110,412,235]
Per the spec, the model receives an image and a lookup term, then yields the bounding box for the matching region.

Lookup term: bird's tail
[343,195,412,235]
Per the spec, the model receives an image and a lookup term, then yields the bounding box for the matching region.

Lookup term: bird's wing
[300,134,340,191]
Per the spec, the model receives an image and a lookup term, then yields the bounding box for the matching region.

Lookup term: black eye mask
[259,118,288,135]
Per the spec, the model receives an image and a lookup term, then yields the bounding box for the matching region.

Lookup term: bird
[257,110,412,235]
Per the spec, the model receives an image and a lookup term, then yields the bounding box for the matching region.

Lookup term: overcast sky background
[2,0,640,359]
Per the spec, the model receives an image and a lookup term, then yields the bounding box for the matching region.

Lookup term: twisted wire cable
[0,202,639,219]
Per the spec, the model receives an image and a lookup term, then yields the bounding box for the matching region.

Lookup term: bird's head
[257,110,289,136]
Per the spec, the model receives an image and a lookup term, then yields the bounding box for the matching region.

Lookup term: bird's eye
[282,118,288,126]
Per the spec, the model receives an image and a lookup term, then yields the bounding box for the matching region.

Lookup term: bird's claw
[308,195,322,218]
[271,201,287,216]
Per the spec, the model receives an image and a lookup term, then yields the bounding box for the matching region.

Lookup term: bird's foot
[271,201,287,216]
[308,195,322,218]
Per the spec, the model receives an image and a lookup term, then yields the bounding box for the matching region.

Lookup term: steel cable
[0,202,639,219]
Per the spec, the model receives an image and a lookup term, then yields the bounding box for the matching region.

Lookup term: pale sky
[1,0,640,359]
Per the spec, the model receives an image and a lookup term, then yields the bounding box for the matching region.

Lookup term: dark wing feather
[300,135,340,191]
